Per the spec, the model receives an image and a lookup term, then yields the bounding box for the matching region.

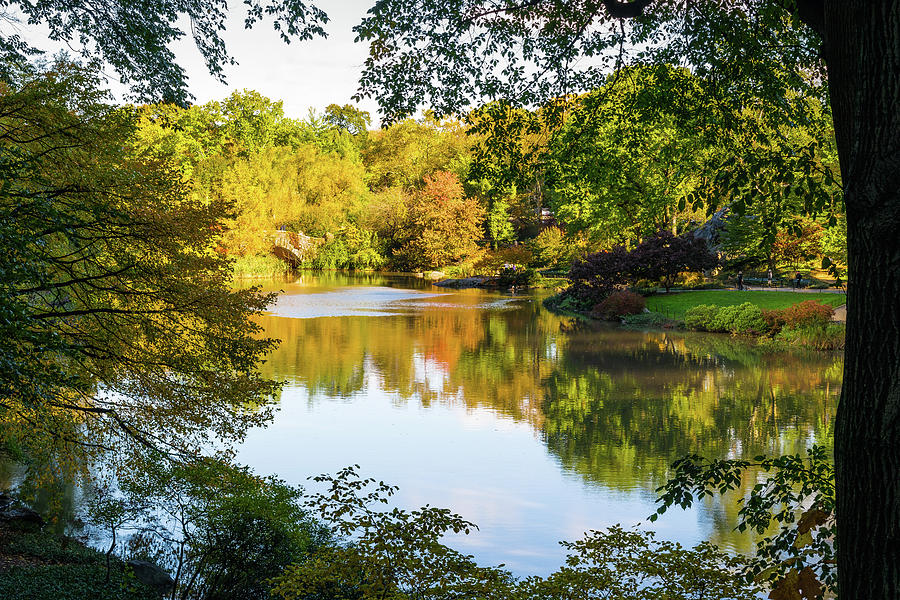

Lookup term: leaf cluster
[651,446,836,598]
[272,466,758,600]
[1,60,280,493]
[353,1,825,127]
[0,0,328,104]
[272,465,511,600]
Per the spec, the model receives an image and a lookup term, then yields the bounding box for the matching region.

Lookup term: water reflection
[238,273,840,573]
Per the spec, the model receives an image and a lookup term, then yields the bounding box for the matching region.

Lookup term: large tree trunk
[825,2,900,598]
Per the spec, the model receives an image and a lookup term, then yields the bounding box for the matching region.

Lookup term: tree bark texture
[825,2,900,598]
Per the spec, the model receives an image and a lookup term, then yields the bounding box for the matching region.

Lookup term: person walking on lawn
[737,271,744,291]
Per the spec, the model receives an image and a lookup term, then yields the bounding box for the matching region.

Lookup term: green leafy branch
[651,446,836,599]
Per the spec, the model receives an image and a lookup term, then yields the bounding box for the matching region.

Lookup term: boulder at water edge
[128,560,175,596]
[0,506,44,528]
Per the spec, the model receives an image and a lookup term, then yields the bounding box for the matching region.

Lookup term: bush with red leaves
[591,290,647,320]
[763,300,835,333]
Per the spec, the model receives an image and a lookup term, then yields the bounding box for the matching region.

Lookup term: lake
[237,272,840,576]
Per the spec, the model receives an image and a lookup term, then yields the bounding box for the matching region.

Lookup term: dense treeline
[132,93,476,273]
[134,67,845,281]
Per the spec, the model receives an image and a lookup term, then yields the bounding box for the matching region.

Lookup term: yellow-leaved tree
[0,60,279,499]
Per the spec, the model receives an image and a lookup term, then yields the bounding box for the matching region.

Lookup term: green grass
[532,276,569,290]
[646,290,846,317]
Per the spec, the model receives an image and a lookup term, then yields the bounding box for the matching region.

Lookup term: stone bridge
[270,230,324,266]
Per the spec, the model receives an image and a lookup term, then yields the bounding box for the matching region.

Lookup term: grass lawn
[645,290,846,318]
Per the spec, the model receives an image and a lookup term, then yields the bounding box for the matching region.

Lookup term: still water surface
[238,273,840,575]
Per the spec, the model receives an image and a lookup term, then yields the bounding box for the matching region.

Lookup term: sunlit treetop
[351,0,826,123]
[0,0,328,104]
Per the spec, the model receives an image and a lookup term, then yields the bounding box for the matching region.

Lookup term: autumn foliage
[762,300,835,334]
[397,171,485,270]
[592,290,646,320]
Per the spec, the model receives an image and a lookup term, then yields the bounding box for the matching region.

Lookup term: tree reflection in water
[254,274,840,557]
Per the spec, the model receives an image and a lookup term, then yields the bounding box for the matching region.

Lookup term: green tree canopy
[363,116,472,191]
[0,61,278,484]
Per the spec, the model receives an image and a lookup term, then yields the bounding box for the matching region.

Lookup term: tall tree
[396,171,485,270]
[362,116,472,190]
[1,61,278,483]
[352,2,900,598]
[545,66,712,245]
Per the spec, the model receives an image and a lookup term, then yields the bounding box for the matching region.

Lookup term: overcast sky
[16,1,382,123]
[169,1,380,121]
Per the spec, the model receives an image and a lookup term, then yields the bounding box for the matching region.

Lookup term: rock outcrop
[128,560,175,596]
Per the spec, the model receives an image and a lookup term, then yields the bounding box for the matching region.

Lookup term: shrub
[496,264,535,287]
[683,304,721,331]
[525,527,756,600]
[762,308,788,333]
[763,300,834,334]
[782,300,835,327]
[544,293,591,314]
[271,466,510,600]
[272,468,757,600]
[184,491,329,600]
[591,290,646,319]
[474,246,533,275]
[712,303,766,334]
[529,226,577,269]
[684,303,766,334]
[105,459,330,600]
